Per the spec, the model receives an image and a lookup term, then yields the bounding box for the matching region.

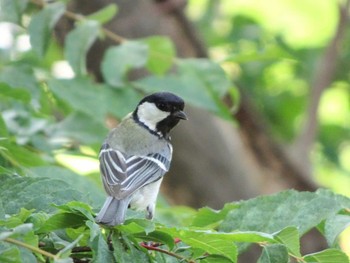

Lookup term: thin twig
[5,237,58,260]
[140,242,195,263]
[30,0,126,44]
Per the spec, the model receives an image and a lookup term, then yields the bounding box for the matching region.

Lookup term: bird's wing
[99,142,172,199]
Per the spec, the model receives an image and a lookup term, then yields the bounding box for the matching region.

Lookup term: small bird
[96,92,187,226]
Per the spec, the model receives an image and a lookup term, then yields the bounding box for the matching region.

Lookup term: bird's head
[133,92,187,138]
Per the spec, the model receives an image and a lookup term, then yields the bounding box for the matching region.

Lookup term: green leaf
[54,201,95,221]
[219,190,350,235]
[101,42,148,87]
[324,215,350,247]
[87,221,115,263]
[0,0,28,24]
[0,82,31,103]
[86,3,118,25]
[0,115,8,138]
[0,174,83,214]
[112,232,150,263]
[30,166,105,208]
[0,140,46,167]
[165,229,276,262]
[257,244,289,263]
[56,234,83,258]
[273,226,300,257]
[133,231,175,250]
[51,112,108,144]
[141,36,175,75]
[0,223,33,241]
[191,203,238,228]
[201,254,234,263]
[304,248,349,263]
[49,78,141,121]
[121,219,155,235]
[65,21,100,76]
[37,213,86,234]
[28,2,65,57]
[0,246,21,263]
[0,66,41,103]
[176,58,231,97]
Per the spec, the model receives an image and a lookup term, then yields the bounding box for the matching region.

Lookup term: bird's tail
[95,196,130,226]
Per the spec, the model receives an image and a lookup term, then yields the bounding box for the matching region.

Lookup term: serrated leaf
[165,229,276,262]
[191,203,238,228]
[65,21,100,76]
[0,174,83,214]
[257,244,289,263]
[273,226,300,257]
[53,201,95,221]
[30,166,104,208]
[0,0,28,24]
[141,36,175,75]
[101,42,148,87]
[112,233,150,263]
[122,219,155,235]
[86,3,118,25]
[324,215,350,247]
[304,248,349,263]
[219,190,350,236]
[49,78,141,121]
[28,2,65,57]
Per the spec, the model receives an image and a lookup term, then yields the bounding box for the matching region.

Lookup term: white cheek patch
[137,102,170,131]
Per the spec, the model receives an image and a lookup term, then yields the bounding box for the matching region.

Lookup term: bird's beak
[173,110,188,120]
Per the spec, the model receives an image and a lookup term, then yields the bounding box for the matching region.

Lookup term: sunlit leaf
[304,249,349,263]
[324,215,350,247]
[273,226,300,257]
[141,36,175,75]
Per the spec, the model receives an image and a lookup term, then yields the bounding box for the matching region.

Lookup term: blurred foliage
[0,0,350,262]
[188,0,350,196]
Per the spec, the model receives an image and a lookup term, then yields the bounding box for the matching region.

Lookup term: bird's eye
[157,103,168,111]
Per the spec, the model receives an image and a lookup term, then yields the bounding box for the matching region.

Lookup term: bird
[95,91,187,226]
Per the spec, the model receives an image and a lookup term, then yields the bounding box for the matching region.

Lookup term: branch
[29,0,126,44]
[140,242,195,263]
[293,1,350,162]
[5,237,58,260]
